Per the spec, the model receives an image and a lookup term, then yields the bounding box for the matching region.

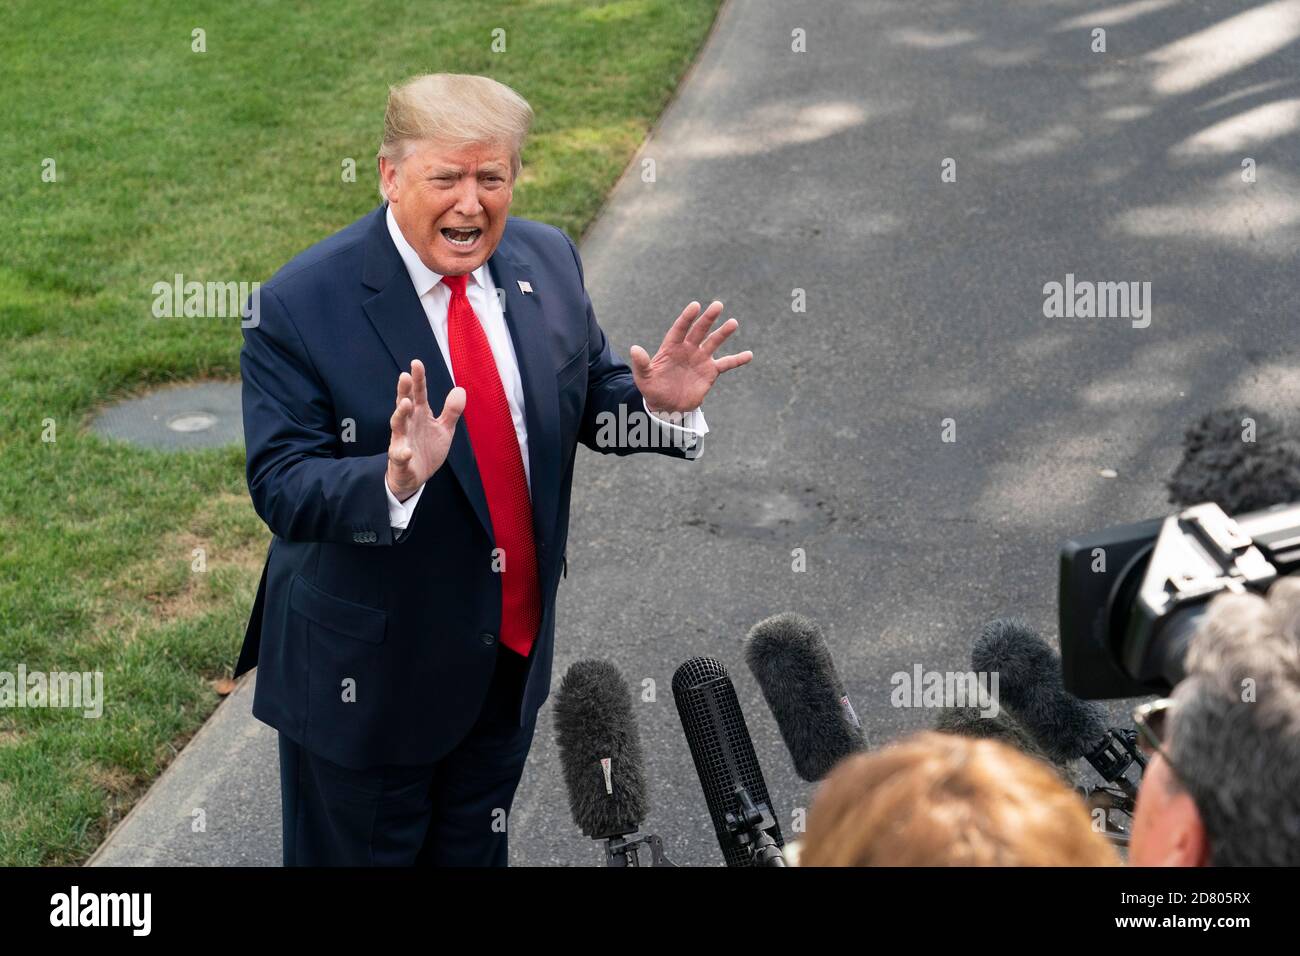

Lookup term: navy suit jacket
[236,203,694,770]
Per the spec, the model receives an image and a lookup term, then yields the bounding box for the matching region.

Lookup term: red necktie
[442,273,541,657]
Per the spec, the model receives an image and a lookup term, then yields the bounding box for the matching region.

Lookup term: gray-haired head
[1167,576,1300,865]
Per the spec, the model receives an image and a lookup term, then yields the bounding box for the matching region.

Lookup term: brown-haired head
[799,731,1119,866]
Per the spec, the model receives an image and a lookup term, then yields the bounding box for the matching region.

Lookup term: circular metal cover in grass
[91,381,243,450]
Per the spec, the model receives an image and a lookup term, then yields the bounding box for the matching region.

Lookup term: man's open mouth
[440,227,482,248]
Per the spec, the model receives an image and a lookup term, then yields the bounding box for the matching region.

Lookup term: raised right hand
[386,359,465,501]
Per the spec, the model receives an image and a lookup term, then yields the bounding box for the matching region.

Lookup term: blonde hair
[377,73,534,198]
[799,731,1120,866]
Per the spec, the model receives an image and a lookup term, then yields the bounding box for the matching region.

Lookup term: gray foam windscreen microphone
[554,660,649,839]
[1166,406,1300,514]
[745,612,866,782]
[933,705,1082,787]
[971,618,1108,765]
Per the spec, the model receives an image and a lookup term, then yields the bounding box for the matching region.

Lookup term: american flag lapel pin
[517,279,533,294]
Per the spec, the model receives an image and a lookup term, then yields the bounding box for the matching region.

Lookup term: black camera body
[1060,501,1300,699]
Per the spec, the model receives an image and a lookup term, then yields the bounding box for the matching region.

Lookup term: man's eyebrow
[427,163,507,176]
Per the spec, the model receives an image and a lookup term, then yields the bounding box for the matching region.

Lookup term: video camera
[1059,500,1300,699]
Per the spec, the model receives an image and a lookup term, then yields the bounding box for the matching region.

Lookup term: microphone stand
[725,785,786,867]
[603,832,678,867]
[1081,727,1148,848]
[1085,727,1146,808]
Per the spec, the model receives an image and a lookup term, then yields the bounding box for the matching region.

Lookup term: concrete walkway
[89,673,278,865]
[93,0,1300,866]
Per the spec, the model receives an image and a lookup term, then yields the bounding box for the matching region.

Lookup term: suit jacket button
[481,632,496,646]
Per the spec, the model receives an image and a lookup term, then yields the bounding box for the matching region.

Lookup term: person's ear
[380,157,400,203]
[1186,809,1212,866]
[1167,791,1211,867]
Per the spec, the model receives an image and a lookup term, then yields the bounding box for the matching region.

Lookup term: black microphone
[672,656,786,867]
[744,612,866,781]
[1167,406,1300,513]
[554,660,675,866]
[972,619,1142,802]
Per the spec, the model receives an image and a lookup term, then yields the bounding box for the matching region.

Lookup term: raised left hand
[629,300,753,413]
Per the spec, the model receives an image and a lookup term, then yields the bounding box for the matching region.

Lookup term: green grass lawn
[0,0,723,866]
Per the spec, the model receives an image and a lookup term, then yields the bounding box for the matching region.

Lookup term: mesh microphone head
[554,660,648,839]
[672,657,784,867]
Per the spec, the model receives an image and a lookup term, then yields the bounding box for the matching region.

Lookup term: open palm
[386,359,465,501]
[630,300,753,412]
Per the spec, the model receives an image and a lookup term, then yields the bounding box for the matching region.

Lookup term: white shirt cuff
[643,397,709,451]
[386,479,425,529]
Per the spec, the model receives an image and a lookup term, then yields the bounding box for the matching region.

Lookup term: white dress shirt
[383,206,708,529]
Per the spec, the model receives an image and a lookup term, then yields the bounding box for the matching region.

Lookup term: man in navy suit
[235,73,751,865]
